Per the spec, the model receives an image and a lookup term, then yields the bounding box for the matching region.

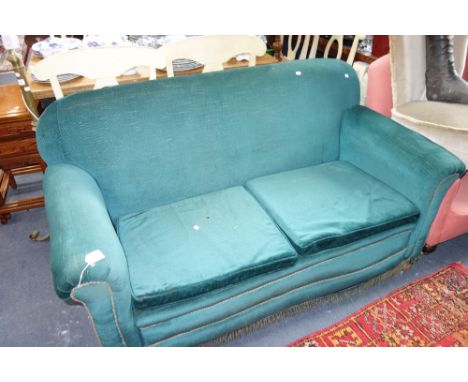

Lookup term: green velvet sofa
[36,59,465,346]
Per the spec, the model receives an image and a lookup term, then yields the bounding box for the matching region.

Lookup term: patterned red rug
[289,263,468,347]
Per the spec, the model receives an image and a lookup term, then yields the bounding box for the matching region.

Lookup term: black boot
[426,35,468,104]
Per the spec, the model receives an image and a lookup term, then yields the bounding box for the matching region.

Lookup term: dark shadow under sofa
[36,59,465,346]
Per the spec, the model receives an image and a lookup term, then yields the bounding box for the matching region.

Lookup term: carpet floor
[289,263,467,346]
[0,173,467,346]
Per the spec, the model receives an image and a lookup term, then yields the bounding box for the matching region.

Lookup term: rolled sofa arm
[44,164,140,346]
[340,106,466,257]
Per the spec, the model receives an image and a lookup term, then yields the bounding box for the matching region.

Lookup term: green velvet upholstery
[71,283,127,347]
[36,59,466,346]
[43,164,140,346]
[117,186,297,308]
[136,224,415,346]
[340,106,466,258]
[36,59,359,223]
[246,161,419,254]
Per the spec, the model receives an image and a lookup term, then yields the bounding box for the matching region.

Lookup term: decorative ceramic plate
[32,37,82,58]
[82,35,132,49]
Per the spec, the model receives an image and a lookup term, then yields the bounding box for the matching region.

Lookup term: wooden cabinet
[0,85,41,166]
[0,84,44,223]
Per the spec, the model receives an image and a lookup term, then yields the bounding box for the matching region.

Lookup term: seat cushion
[118,186,297,308]
[393,101,468,165]
[246,161,419,254]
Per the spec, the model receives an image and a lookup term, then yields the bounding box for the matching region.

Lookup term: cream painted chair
[280,35,365,65]
[282,35,320,60]
[389,35,468,249]
[390,36,468,163]
[160,35,267,78]
[30,46,167,99]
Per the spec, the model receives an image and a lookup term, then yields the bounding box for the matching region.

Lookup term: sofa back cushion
[37,59,359,221]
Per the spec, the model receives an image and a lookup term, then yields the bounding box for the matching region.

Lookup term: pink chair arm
[365,54,393,117]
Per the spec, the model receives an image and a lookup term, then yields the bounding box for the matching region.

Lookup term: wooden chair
[280,35,365,65]
[160,35,267,77]
[30,46,167,99]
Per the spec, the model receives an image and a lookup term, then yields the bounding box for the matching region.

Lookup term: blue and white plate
[32,37,82,58]
[82,35,132,49]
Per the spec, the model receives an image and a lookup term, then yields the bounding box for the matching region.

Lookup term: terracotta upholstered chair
[366,36,468,249]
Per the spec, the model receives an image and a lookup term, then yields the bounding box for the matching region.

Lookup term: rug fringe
[201,259,414,347]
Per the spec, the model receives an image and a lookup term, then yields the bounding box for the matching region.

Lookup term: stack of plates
[31,37,82,83]
[172,58,203,72]
[31,73,81,84]
[32,37,82,58]
[130,36,203,72]
[31,36,133,83]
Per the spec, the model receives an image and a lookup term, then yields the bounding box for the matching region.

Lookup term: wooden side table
[0,84,44,224]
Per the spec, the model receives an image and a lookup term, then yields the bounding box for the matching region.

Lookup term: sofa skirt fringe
[201,258,414,347]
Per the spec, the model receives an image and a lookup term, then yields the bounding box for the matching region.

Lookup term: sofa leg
[64,298,81,306]
[0,213,11,224]
[422,244,438,254]
[409,255,420,265]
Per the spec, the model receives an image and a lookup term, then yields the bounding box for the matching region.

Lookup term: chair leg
[7,171,17,190]
[1,213,11,224]
[422,244,438,254]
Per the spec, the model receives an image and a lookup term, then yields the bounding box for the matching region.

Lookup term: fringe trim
[201,259,414,347]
